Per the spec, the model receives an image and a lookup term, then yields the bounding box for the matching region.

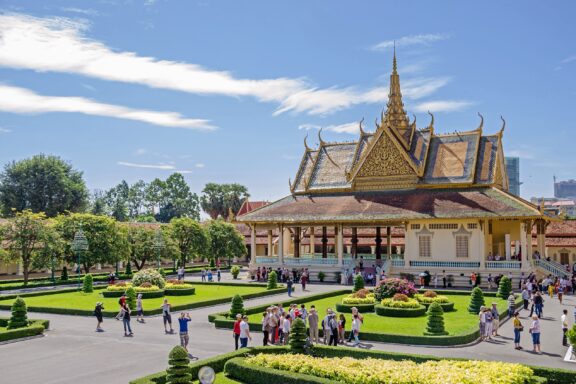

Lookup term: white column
[337,224,343,266]
[505,234,511,260]
[478,223,486,270]
[309,227,315,254]
[520,223,530,272]
[250,224,257,261]
[267,230,273,256]
[278,225,284,264]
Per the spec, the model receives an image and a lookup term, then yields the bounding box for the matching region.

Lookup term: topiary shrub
[126,287,137,310]
[353,274,365,292]
[267,271,278,290]
[7,297,28,329]
[229,294,245,318]
[468,287,485,314]
[231,265,241,279]
[132,268,166,289]
[392,293,409,302]
[158,268,166,278]
[423,290,437,298]
[374,278,417,300]
[567,324,576,349]
[82,273,93,293]
[497,276,512,299]
[60,266,68,281]
[166,345,192,384]
[209,258,216,268]
[318,271,325,282]
[424,302,448,336]
[289,317,308,353]
[351,288,371,299]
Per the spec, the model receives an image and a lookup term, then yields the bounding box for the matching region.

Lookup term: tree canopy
[207,219,246,265]
[170,217,209,266]
[200,183,249,220]
[0,154,88,217]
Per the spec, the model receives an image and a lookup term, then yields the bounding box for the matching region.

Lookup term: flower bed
[376,297,426,317]
[102,283,164,298]
[415,292,455,312]
[164,282,196,296]
[338,289,376,312]
[375,278,417,300]
[230,353,543,384]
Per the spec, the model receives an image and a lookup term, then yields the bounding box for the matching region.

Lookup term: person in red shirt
[233,314,242,350]
[115,294,127,320]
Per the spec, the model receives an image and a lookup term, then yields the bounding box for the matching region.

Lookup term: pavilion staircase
[532,259,570,279]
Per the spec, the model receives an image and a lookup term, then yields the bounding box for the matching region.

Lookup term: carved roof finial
[318,128,326,146]
[304,134,311,151]
[410,114,417,129]
[499,115,506,135]
[476,113,484,131]
[393,41,397,73]
[427,111,435,129]
[359,117,365,136]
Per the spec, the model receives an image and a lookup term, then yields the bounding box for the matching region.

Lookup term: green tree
[105,180,130,222]
[166,346,192,384]
[353,274,365,292]
[231,265,241,279]
[90,190,107,216]
[200,183,249,220]
[82,273,93,293]
[267,270,278,290]
[206,219,246,266]
[0,154,88,217]
[61,266,68,281]
[229,294,245,318]
[7,297,28,329]
[424,302,447,335]
[497,276,512,299]
[126,287,137,310]
[468,287,485,313]
[127,180,147,218]
[54,213,129,273]
[170,217,209,266]
[0,210,61,284]
[125,224,156,271]
[290,317,308,353]
[156,173,200,223]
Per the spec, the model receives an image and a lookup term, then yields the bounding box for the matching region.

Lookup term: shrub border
[420,301,455,312]
[375,304,427,317]
[101,290,165,299]
[0,318,50,343]
[335,302,375,313]
[225,357,334,384]
[164,287,196,296]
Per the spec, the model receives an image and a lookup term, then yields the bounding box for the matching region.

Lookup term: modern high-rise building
[505,156,520,196]
[554,177,576,199]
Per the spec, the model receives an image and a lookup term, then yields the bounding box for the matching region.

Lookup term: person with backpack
[491,303,500,337]
[347,307,364,342]
[484,307,494,340]
[115,293,127,320]
[351,314,361,346]
[161,298,174,334]
[287,278,294,297]
[121,303,133,337]
[94,302,104,332]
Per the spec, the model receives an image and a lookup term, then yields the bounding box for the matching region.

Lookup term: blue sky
[0,1,575,201]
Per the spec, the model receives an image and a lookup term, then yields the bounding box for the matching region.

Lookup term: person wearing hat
[94,302,104,332]
[136,294,145,323]
[491,303,500,337]
[232,313,242,350]
[479,306,487,341]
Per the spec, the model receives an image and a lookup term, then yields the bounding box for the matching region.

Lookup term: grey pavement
[1,281,575,384]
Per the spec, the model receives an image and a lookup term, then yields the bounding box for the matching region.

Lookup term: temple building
[236,52,563,283]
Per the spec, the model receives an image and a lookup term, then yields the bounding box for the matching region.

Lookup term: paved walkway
[1,282,575,384]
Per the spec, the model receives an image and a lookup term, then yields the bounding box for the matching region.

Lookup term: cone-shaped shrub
[209,258,215,268]
[424,302,447,335]
[468,287,485,313]
[60,266,68,281]
[353,274,365,292]
[497,276,512,299]
[267,271,278,290]
[125,262,133,277]
[290,317,308,353]
[82,273,93,293]
[126,287,137,310]
[229,294,245,318]
[166,345,191,384]
[7,297,28,329]
[231,265,240,279]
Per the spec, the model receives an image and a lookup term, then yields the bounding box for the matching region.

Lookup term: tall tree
[0,154,88,217]
[90,190,107,216]
[206,219,246,266]
[105,180,130,221]
[155,173,200,223]
[124,224,179,270]
[0,210,61,284]
[169,217,209,266]
[54,213,129,273]
[200,183,249,220]
[127,180,147,218]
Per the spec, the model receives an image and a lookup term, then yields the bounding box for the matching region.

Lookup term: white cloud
[371,33,450,51]
[298,121,360,135]
[560,55,576,64]
[507,149,535,160]
[0,84,215,130]
[118,162,175,170]
[61,7,100,16]
[0,127,12,133]
[194,163,205,168]
[134,148,148,155]
[413,100,473,113]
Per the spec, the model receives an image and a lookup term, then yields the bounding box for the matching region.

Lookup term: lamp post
[153,229,165,269]
[50,255,55,284]
[71,227,89,290]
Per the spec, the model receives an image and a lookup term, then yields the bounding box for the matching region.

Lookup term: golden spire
[384,46,411,147]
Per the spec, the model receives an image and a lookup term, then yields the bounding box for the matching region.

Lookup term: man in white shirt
[239,315,251,348]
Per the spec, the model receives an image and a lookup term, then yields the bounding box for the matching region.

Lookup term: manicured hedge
[335,302,375,313]
[421,301,455,312]
[375,304,427,317]
[0,318,49,343]
[101,289,165,299]
[0,273,131,291]
[164,287,196,296]
[225,357,333,384]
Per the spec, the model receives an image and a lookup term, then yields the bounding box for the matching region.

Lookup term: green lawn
[0,326,7,332]
[247,293,510,336]
[1,284,266,316]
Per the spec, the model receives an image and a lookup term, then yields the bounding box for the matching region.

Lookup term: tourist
[344,269,350,286]
[94,302,104,332]
[513,312,523,350]
[281,313,291,345]
[121,303,133,337]
[262,311,269,346]
[347,307,364,342]
[115,293,127,320]
[470,272,477,287]
[178,312,191,353]
[308,305,319,343]
[521,286,530,310]
[239,315,251,348]
[301,270,308,291]
[233,313,242,350]
[488,274,494,290]
[328,312,338,346]
[300,304,308,325]
[534,292,544,318]
[529,314,542,354]
[268,308,279,345]
[201,268,206,282]
[562,309,569,347]
[491,303,500,336]
[442,270,447,288]
[287,278,293,297]
[338,313,346,344]
[558,283,564,304]
[322,309,332,345]
[479,306,487,341]
[484,307,494,340]
[217,268,221,282]
[433,273,438,289]
[136,293,145,323]
[507,293,516,318]
[162,298,174,334]
[351,314,361,346]
[207,269,213,282]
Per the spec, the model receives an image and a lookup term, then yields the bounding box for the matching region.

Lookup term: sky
[0,0,575,202]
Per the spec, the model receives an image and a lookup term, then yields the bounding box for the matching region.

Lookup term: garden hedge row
[225,357,334,384]
[0,318,50,343]
[335,302,375,313]
[420,301,455,312]
[375,304,427,317]
[101,290,165,299]
[163,287,196,296]
[0,273,131,291]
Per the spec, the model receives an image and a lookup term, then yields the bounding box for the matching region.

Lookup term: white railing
[391,259,405,267]
[485,261,522,269]
[409,261,480,269]
[534,259,569,277]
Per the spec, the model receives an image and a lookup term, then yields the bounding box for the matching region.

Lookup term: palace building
[236,52,564,283]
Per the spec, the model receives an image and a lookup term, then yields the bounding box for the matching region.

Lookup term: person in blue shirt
[178,312,192,353]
